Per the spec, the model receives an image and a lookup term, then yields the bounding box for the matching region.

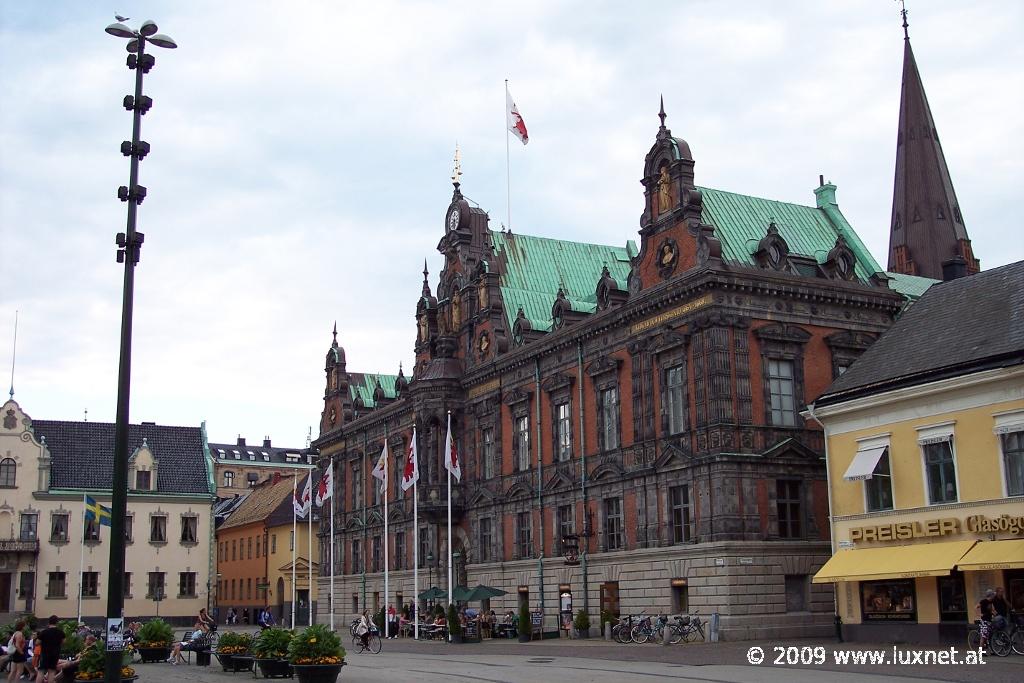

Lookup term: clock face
[447,207,460,231]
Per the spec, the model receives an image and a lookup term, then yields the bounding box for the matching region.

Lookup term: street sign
[106,617,124,652]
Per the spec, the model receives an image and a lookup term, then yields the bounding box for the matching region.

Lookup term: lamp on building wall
[104,16,176,683]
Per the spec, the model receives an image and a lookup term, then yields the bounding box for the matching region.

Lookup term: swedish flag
[85,495,112,527]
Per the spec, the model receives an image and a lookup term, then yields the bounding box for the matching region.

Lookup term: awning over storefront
[813,540,976,584]
[842,445,888,481]
[956,539,1024,571]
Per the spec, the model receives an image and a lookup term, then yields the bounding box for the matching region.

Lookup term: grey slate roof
[31,420,211,495]
[209,437,315,468]
[265,471,321,527]
[815,260,1024,406]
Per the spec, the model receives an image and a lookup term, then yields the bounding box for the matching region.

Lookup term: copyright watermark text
[745,645,987,667]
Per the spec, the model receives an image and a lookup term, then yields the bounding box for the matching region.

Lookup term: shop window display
[861,579,916,621]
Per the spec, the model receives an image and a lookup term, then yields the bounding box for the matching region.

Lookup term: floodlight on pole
[104,16,176,683]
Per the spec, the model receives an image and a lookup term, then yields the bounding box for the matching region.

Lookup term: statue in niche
[477,283,487,310]
[418,315,428,342]
[451,291,462,329]
[657,166,672,214]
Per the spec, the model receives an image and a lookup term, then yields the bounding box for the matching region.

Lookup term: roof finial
[422,259,431,297]
[8,310,18,399]
[658,95,667,129]
[332,321,337,345]
[898,0,909,40]
[451,143,462,187]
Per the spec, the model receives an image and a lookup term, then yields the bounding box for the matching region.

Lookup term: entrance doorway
[0,573,10,612]
[600,581,619,617]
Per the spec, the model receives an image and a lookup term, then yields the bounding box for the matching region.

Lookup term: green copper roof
[490,230,636,333]
[697,186,883,281]
[349,372,399,408]
[884,271,938,301]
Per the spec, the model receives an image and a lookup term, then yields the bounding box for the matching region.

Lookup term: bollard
[604,621,611,640]
[709,612,720,643]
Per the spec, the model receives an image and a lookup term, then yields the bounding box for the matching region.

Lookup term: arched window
[223,471,234,488]
[0,458,15,487]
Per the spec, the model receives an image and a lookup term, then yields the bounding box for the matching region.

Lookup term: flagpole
[412,426,419,641]
[383,442,390,639]
[308,479,313,627]
[446,411,453,641]
[291,474,297,630]
[78,493,86,625]
[329,459,336,632]
[505,79,512,231]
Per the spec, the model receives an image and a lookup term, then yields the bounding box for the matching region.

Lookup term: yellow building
[263,479,319,627]
[809,261,1024,642]
[0,399,215,624]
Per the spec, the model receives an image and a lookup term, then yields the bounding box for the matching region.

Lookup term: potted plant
[135,618,174,663]
[518,603,531,643]
[288,623,345,683]
[215,631,254,672]
[73,640,135,682]
[253,627,294,678]
[573,610,591,638]
[446,604,462,644]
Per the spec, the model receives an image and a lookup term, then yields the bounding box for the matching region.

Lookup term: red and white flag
[293,474,312,518]
[401,428,419,492]
[444,413,461,481]
[371,442,388,494]
[506,89,529,145]
[314,463,333,507]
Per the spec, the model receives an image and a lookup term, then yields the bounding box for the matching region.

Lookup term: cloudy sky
[2,1,1021,448]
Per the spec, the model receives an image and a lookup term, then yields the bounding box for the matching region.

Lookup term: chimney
[941,255,968,281]
[237,436,246,447]
[272,472,282,484]
[263,436,272,448]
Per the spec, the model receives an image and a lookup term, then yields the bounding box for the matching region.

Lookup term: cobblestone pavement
[134,633,1024,683]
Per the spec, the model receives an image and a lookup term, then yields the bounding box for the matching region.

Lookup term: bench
[180,631,212,665]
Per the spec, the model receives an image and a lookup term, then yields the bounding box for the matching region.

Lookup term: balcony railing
[0,538,40,553]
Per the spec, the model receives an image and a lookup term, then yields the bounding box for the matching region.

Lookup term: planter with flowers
[134,618,173,663]
[288,624,345,683]
[253,627,293,678]
[215,631,254,672]
[73,640,136,682]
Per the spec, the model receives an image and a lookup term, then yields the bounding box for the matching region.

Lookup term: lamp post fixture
[103,17,175,683]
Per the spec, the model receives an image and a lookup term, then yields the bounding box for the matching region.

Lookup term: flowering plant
[73,641,134,680]
[216,631,253,655]
[287,624,344,665]
[135,618,174,648]
[252,627,293,659]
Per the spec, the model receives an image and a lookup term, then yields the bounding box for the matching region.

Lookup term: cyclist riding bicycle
[977,589,997,648]
[355,610,372,650]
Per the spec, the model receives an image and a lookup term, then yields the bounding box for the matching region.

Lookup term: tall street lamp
[103,17,176,683]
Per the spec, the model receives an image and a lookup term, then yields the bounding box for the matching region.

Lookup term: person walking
[5,621,27,683]
[35,618,65,683]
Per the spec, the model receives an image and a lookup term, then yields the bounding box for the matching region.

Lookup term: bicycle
[612,614,640,644]
[967,620,1012,657]
[630,615,656,644]
[1007,612,1024,656]
[674,612,705,643]
[352,628,382,654]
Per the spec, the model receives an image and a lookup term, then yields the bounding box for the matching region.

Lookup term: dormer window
[233,450,241,459]
[135,470,151,491]
[755,223,790,271]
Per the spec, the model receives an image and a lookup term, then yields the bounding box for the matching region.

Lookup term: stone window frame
[47,570,67,599]
[825,331,875,380]
[654,335,689,437]
[149,512,168,545]
[146,571,166,600]
[179,514,199,546]
[19,511,38,541]
[80,570,100,598]
[587,357,623,453]
[351,538,362,574]
[84,517,101,544]
[50,509,70,545]
[0,457,16,488]
[178,571,197,598]
[542,372,575,463]
[371,535,382,573]
[223,470,235,488]
[775,478,805,539]
[472,396,501,480]
[602,496,624,551]
[667,483,694,544]
[755,324,810,428]
[994,410,1024,497]
[477,516,494,562]
[555,503,575,555]
[918,423,959,505]
[514,510,533,560]
[504,389,532,473]
[394,530,406,570]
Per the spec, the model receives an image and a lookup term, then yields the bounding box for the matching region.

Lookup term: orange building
[215,476,294,623]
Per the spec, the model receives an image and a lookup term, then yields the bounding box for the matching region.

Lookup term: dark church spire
[887,12,979,280]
